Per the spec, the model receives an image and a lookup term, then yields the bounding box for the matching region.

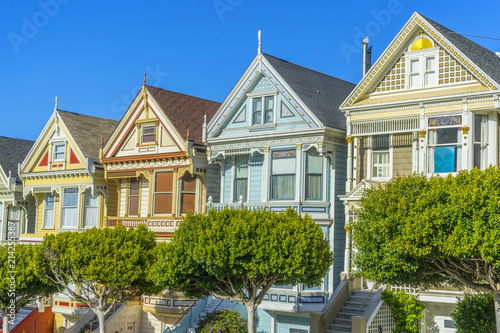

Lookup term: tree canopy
[40,225,162,333]
[154,207,333,333]
[0,244,60,333]
[350,167,500,331]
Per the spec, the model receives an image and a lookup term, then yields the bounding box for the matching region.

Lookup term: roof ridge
[0,136,35,143]
[262,53,355,85]
[145,85,220,105]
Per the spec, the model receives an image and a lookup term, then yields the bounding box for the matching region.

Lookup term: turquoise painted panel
[225,99,250,130]
[332,146,347,290]
[277,315,310,333]
[276,94,303,124]
[250,154,263,202]
[250,75,274,93]
[223,158,232,203]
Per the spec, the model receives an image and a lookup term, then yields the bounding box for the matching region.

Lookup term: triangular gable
[21,111,87,174]
[103,86,186,159]
[207,55,323,139]
[341,12,500,109]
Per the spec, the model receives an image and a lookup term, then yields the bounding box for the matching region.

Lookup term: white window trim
[426,123,463,175]
[83,189,100,229]
[302,147,326,202]
[406,47,439,90]
[231,155,250,203]
[368,135,393,180]
[59,187,80,229]
[50,141,66,162]
[247,90,279,126]
[42,193,56,229]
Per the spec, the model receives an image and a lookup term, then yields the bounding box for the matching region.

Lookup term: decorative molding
[107,159,188,171]
[419,130,426,138]
[462,126,469,135]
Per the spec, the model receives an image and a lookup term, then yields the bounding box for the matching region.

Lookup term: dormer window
[142,124,156,144]
[252,96,274,125]
[52,143,65,161]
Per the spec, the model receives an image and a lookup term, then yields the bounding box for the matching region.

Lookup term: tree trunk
[493,292,500,333]
[245,302,257,333]
[3,312,10,333]
[97,310,106,333]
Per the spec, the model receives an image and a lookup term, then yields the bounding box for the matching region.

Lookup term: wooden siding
[393,133,413,176]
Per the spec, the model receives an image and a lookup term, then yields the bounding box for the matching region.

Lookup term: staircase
[79,303,122,333]
[186,298,234,333]
[327,290,375,333]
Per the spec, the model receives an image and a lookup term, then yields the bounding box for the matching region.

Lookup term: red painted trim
[69,148,79,164]
[39,152,49,167]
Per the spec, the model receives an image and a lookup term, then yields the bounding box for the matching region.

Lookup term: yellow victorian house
[19,101,119,330]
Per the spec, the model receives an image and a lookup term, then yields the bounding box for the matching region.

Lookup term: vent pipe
[362,36,372,77]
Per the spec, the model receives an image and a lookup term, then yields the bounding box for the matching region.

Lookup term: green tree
[40,225,162,333]
[350,168,500,332]
[196,309,247,333]
[452,293,496,333]
[0,244,60,333]
[381,290,424,333]
[154,208,333,333]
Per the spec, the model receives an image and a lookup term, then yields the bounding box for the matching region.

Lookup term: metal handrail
[171,298,200,328]
[355,283,376,316]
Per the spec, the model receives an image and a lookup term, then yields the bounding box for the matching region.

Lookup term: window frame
[83,189,99,228]
[304,148,323,201]
[180,172,197,214]
[250,94,276,126]
[6,206,21,240]
[138,122,158,146]
[473,113,489,170]
[270,149,296,201]
[427,125,462,175]
[406,46,439,90]
[43,193,56,229]
[370,134,392,180]
[51,142,66,162]
[61,187,79,228]
[233,155,249,202]
[153,171,174,215]
[128,178,140,216]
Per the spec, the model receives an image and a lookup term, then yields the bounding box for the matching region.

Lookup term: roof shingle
[0,137,35,182]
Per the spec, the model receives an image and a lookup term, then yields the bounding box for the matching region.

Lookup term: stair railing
[354,283,377,317]
[163,298,202,333]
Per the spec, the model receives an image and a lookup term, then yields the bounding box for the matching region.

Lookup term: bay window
[305,149,322,200]
[270,150,296,200]
[62,187,78,227]
[233,155,248,202]
[128,179,140,216]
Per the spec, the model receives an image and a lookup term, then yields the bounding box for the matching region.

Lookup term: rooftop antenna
[54,96,58,111]
[258,30,262,55]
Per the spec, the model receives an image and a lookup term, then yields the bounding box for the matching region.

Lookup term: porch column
[418,131,426,173]
[295,144,303,201]
[343,204,351,273]
[346,137,354,192]
[261,147,270,202]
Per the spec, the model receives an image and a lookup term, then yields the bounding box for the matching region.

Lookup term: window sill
[249,124,276,132]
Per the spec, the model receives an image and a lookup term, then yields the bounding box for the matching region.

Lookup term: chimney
[362,36,372,77]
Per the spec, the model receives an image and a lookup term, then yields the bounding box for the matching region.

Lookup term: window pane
[83,207,98,228]
[434,146,456,173]
[253,99,262,112]
[253,111,261,125]
[474,114,487,142]
[181,193,196,214]
[84,191,98,207]
[373,135,389,151]
[437,128,458,144]
[410,74,420,88]
[8,207,20,221]
[63,191,78,207]
[424,72,435,87]
[142,125,156,143]
[305,174,322,200]
[306,150,322,173]
[235,155,248,178]
[129,196,139,215]
[253,99,262,125]
[182,173,196,192]
[270,175,295,200]
[154,193,172,214]
[46,194,55,209]
[234,179,248,202]
[62,207,78,227]
[265,110,273,124]
[372,152,390,178]
[272,156,296,174]
[155,172,173,192]
[426,57,435,70]
[265,96,274,110]
[44,209,55,228]
[130,179,140,195]
[410,59,420,73]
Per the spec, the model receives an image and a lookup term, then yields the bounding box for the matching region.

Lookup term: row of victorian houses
[1,12,499,333]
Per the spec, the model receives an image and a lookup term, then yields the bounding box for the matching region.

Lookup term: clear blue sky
[1,0,499,141]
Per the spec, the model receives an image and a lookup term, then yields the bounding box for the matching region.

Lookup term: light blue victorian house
[202,40,355,333]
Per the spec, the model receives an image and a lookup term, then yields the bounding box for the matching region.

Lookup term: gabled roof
[0,136,34,182]
[263,53,355,130]
[145,85,221,146]
[341,12,500,109]
[421,13,500,86]
[58,110,119,161]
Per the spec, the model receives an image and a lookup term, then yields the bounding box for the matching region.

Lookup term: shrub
[451,293,496,333]
[381,290,424,333]
[196,309,247,333]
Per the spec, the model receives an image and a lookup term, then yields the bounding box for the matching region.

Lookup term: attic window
[142,125,156,144]
[52,143,65,161]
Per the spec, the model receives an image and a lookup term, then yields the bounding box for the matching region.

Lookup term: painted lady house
[198,34,355,333]
[101,80,221,332]
[18,100,119,331]
[336,12,500,333]
[0,136,35,243]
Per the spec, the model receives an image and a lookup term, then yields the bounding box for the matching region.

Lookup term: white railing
[366,301,396,333]
[351,117,419,136]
